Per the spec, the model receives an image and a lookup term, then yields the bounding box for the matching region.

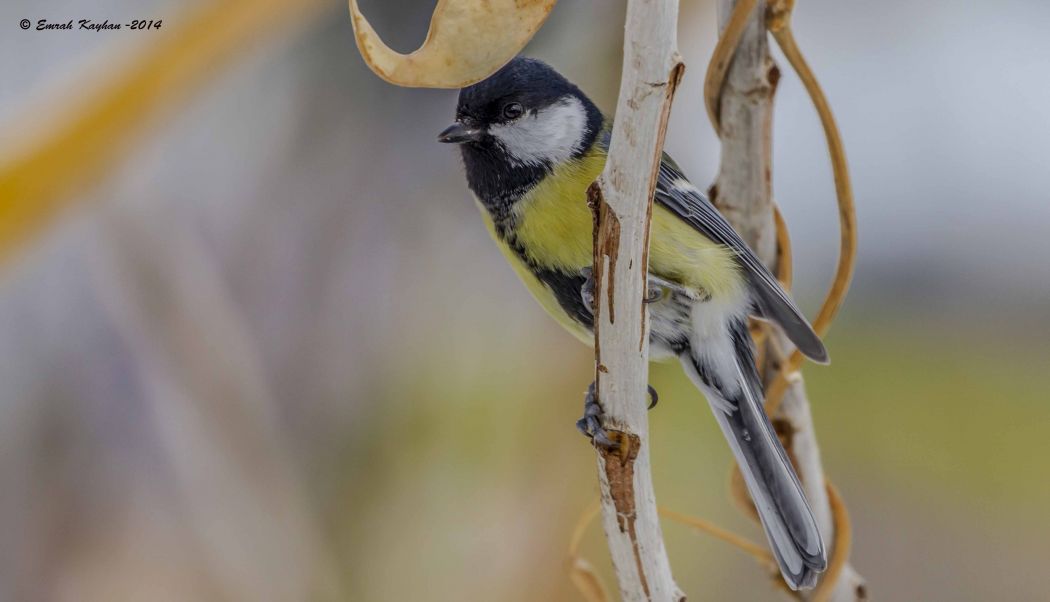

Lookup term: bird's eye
[502,102,524,120]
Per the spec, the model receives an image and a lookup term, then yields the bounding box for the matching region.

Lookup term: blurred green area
[331,313,1050,601]
[811,319,1050,521]
[1,0,1049,601]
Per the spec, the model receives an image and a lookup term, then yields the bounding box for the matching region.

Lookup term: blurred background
[1,0,1049,600]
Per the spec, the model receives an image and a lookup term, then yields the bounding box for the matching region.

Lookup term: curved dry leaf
[348,0,557,88]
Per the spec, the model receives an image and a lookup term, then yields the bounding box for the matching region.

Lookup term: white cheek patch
[489,96,588,167]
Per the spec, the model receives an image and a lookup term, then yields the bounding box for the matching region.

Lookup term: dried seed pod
[348,0,557,88]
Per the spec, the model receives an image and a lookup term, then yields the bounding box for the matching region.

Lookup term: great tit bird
[439,57,828,590]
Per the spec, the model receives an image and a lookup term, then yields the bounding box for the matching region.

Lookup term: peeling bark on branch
[588,1,684,601]
[712,1,866,600]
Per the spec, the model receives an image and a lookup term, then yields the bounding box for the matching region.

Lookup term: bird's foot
[580,267,595,315]
[576,382,660,449]
[646,384,659,409]
[580,266,667,311]
[576,382,615,448]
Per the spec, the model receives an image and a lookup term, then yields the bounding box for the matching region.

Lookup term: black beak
[438,122,483,144]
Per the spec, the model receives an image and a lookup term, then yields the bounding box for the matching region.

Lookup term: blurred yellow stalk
[0,0,331,268]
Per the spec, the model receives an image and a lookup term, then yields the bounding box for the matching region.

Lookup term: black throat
[460,145,549,234]
[459,100,604,237]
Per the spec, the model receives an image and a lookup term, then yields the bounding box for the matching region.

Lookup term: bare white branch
[589,0,685,600]
[713,1,867,599]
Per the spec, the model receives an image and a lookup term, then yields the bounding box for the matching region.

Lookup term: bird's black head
[439,57,604,218]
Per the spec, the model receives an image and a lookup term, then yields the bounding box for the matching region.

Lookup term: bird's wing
[654,155,828,364]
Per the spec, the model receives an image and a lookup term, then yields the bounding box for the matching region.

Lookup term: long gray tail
[681,321,826,590]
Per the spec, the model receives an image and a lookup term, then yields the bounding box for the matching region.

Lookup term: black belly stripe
[502,234,696,357]
[533,267,593,330]
[503,236,594,330]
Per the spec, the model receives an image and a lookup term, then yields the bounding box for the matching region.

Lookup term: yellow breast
[509,152,602,271]
[505,148,744,299]
[476,205,594,345]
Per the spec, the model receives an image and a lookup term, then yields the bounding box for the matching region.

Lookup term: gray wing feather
[654,156,829,364]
